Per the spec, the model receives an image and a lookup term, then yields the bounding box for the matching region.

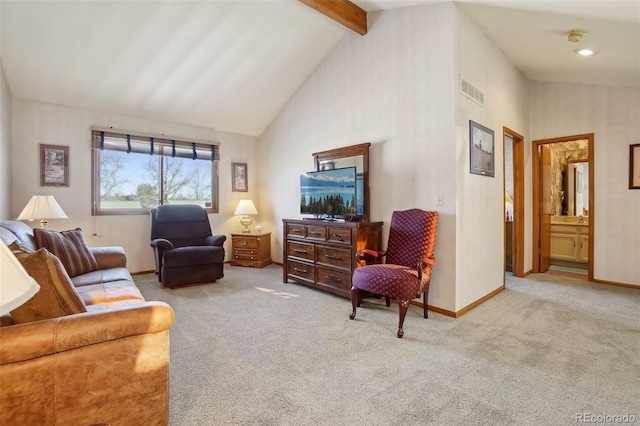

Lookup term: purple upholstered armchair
[150,204,226,288]
[350,209,438,338]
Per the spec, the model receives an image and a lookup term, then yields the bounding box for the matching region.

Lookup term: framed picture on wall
[40,144,69,187]
[630,144,640,189]
[469,120,495,177]
[232,162,248,192]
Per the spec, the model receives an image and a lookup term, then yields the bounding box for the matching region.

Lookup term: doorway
[532,134,594,280]
[504,127,524,278]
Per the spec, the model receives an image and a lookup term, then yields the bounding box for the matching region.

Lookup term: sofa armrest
[90,246,127,269]
[205,234,227,246]
[0,301,174,365]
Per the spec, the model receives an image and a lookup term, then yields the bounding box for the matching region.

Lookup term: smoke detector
[568,29,586,43]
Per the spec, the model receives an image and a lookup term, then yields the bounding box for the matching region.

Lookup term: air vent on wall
[460,76,485,106]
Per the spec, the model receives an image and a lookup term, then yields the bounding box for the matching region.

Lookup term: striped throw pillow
[34,228,99,277]
[11,248,87,323]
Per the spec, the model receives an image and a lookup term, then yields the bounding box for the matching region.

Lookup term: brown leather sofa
[0,220,175,425]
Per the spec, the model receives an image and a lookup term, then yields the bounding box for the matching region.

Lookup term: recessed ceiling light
[576,49,594,56]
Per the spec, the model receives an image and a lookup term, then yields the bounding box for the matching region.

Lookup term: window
[91,130,219,215]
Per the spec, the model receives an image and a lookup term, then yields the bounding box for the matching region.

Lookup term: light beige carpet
[135,266,639,426]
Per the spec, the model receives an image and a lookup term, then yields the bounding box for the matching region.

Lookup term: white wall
[0,62,12,220]
[453,7,530,309]
[530,82,640,285]
[260,3,459,311]
[260,3,532,312]
[11,99,259,272]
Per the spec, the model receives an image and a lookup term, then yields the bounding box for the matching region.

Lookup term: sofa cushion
[76,281,144,306]
[34,228,98,277]
[71,267,133,288]
[11,248,87,323]
[8,241,34,259]
[0,220,37,251]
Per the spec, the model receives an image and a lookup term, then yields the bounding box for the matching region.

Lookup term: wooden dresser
[230,233,272,268]
[282,219,383,298]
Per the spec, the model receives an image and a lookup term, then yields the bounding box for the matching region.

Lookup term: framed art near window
[469,120,495,177]
[232,162,248,192]
[630,144,640,189]
[40,144,69,187]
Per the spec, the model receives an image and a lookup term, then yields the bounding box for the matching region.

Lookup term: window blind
[91,130,220,161]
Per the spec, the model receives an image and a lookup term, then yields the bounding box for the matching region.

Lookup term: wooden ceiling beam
[299,0,367,36]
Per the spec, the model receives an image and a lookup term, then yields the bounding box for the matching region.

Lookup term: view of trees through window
[95,146,217,214]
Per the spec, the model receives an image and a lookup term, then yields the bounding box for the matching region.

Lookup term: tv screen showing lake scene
[300,167,357,217]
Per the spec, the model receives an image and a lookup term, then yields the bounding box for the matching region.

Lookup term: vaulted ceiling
[1,0,638,137]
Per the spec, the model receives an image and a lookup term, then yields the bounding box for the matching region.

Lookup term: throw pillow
[11,248,87,323]
[8,241,34,260]
[34,228,98,277]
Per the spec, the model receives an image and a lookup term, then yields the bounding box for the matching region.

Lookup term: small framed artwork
[630,144,640,189]
[469,120,495,177]
[40,144,69,187]
[232,162,248,192]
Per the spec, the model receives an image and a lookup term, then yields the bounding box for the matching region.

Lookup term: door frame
[503,127,525,277]
[532,133,594,280]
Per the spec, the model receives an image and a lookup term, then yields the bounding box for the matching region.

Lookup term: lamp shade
[17,195,68,228]
[17,195,68,221]
[234,200,258,216]
[0,241,40,315]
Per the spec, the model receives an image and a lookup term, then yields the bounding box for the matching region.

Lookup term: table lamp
[0,241,40,315]
[234,200,258,234]
[17,195,68,228]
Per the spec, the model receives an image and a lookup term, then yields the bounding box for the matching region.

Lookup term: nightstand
[230,233,272,268]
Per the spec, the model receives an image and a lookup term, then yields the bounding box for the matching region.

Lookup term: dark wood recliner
[350,209,438,338]
[150,204,226,288]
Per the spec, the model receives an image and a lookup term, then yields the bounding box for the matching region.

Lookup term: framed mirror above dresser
[283,143,382,297]
[313,142,370,222]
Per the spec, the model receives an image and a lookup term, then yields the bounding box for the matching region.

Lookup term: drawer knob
[325,276,342,282]
[294,249,309,254]
[294,267,308,273]
[331,233,344,241]
[243,241,247,246]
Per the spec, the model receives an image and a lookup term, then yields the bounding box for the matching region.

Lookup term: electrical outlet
[436,194,444,206]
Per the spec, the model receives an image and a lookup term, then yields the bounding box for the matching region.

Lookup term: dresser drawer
[287,241,314,261]
[316,266,352,291]
[327,227,352,245]
[233,248,258,260]
[287,259,315,283]
[286,224,306,238]
[305,225,326,241]
[233,237,258,249]
[316,245,351,270]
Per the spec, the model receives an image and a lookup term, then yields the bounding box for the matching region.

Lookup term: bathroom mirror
[567,160,589,216]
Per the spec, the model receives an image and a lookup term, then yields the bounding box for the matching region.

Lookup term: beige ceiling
[1,0,639,137]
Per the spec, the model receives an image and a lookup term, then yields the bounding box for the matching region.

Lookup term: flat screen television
[300,167,358,219]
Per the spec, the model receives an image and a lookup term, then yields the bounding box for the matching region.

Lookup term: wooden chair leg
[385,296,391,307]
[423,283,430,318]
[349,287,358,319]
[397,299,410,338]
